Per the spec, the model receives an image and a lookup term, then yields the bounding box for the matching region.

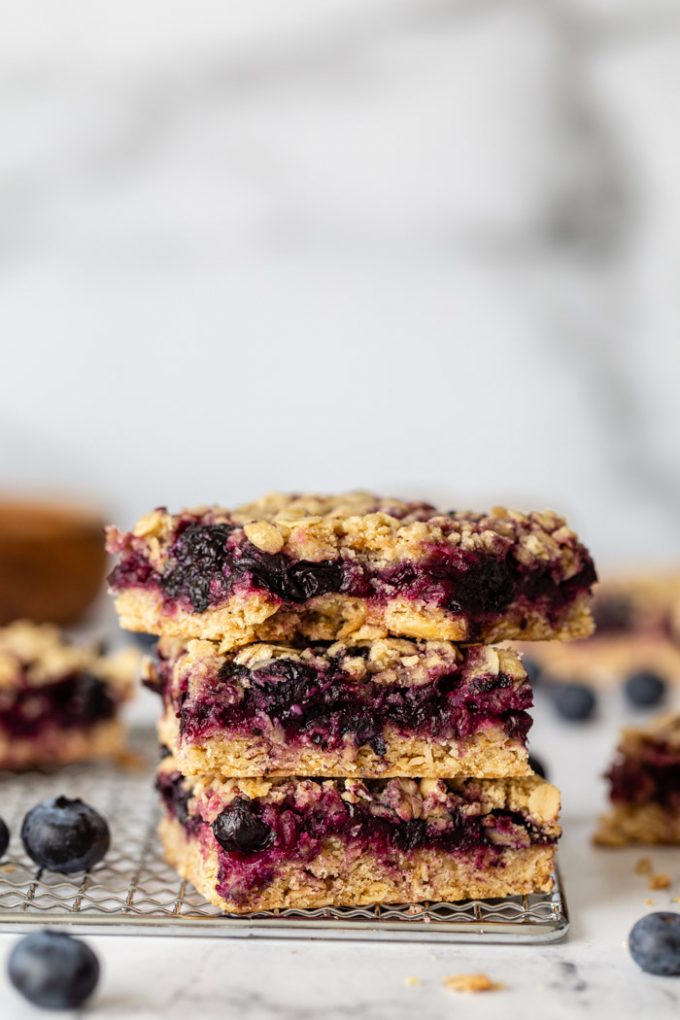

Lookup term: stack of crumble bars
[107,493,595,913]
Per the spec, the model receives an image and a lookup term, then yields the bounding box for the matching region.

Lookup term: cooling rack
[0,730,569,943]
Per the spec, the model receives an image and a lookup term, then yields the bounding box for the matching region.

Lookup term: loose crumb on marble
[649,873,671,890]
[634,857,652,875]
[644,898,655,907]
[443,973,500,993]
[0,864,15,874]
[672,897,680,904]
[404,976,422,988]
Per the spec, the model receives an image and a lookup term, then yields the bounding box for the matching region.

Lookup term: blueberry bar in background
[0,622,137,769]
[515,571,680,689]
[107,492,596,649]
[157,758,561,912]
[595,714,680,846]
[148,637,533,779]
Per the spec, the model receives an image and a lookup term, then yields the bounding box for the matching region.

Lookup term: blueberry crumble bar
[0,621,137,769]
[157,758,560,912]
[107,492,596,648]
[516,572,680,688]
[148,637,533,779]
[595,714,680,846]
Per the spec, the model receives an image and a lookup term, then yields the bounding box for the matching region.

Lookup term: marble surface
[2,0,680,564]
[2,689,680,1018]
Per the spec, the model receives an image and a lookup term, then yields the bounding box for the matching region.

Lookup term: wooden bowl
[0,499,107,625]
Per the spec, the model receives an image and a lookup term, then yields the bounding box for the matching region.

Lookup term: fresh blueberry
[629,912,680,975]
[528,754,548,779]
[21,797,110,873]
[0,817,9,859]
[8,930,99,1009]
[624,670,667,708]
[523,656,543,688]
[212,798,275,853]
[552,682,597,722]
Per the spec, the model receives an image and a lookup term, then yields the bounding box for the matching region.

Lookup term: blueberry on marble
[212,798,275,853]
[629,912,680,975]
[0,817,9,859]
[21,797,110,873]
[528,754,547,779]
[624,670,667,709]
[552,682,596,722]
[8,930,99,1009]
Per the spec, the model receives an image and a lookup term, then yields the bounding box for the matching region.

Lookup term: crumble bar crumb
[443,973,500,993]
[635,857,652,875]
[649,873,671,890]
[403,976,422,988]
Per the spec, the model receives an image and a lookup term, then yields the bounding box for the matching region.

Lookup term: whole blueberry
[552,682,597,722]
[0,817,9,859]
[212,798,275,853]
[21,797,110,873]
[629,912,680,975]
[8,930,100,1009]
[528,754,548,779]
[523,656,543,688]
[624,670,667,709]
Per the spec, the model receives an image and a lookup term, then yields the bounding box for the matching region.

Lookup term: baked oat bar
[0,621,137,769]
[107,492,595,649]
[157,760,560,912]
[516,571,680,688]
[595,714,680,846]
[149,637,533,778]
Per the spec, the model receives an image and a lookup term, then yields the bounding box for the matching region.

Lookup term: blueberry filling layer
[151,653,532,754]
[608,746,680,810]
[0,674,116,740]
[157,775,557,902]
[110,519,596,633]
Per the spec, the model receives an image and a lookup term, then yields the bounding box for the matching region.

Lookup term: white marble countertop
[1,688,680,1019]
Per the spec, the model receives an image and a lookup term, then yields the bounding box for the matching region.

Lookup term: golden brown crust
[117,586,593,647]
[160,814,556,912]
[111,495,586,572]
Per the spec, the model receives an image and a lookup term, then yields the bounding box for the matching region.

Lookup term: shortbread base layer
[594,803,680,846]
[0,719,125,771]
[115,586,593,649]
[160,814,556,912]
[158,711,531,779]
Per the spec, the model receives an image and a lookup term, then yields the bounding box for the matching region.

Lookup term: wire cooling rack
[0,729,569,943]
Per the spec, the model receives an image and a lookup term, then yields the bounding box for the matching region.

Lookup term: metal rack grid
[0,731,569,943]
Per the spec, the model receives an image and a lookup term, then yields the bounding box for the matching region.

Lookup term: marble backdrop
[2,0,679,564]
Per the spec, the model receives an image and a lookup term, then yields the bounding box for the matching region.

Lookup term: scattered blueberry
[552,682,597,722]
[523,656,543,688]
[8,930,100,1009]
[528,754,548,779]
[0,817,9,860]
[629,912,680,975]
[213,798,275,853]
[624,669,667,709]
[21,797,110,873]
